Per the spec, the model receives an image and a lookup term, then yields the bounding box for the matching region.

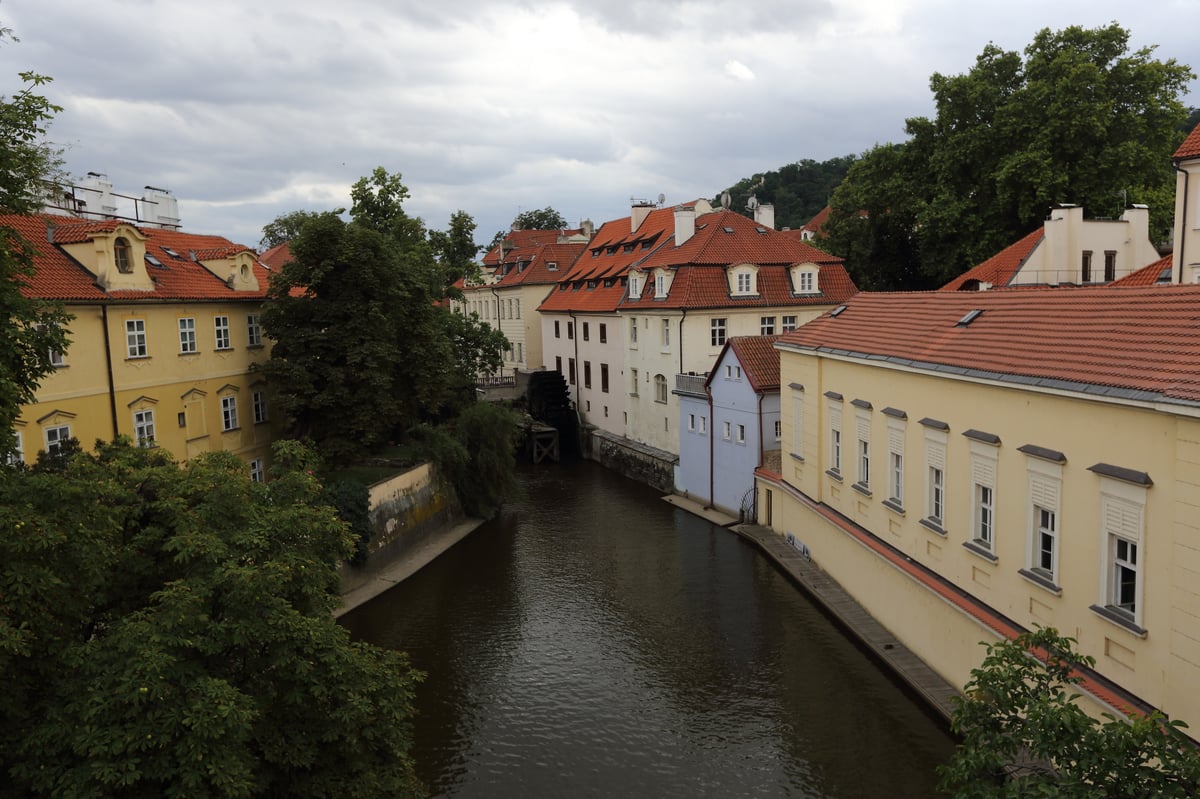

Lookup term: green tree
[429,209,482,288]
[716,156,857,232]
[0,439,423,798]
[940,627,1200,797]
[258,209,322,249]
[513,206,567,231]
[258,169,508,463]
[0,61,71,461]
[825,23,1194,288]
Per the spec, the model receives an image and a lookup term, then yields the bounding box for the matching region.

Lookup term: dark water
[341,461,955,798]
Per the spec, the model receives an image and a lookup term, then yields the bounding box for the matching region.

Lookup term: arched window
[654,373,668,404]
[114,237,133,273]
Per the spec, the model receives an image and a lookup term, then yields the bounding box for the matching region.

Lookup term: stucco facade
[759,288,1200,731]
[9,213,277,475]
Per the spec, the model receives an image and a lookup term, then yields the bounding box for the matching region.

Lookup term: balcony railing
[674,372,707,397]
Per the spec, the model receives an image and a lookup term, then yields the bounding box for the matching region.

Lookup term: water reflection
[341,461,954,798]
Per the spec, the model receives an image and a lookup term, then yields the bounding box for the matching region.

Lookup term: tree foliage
[715,156,857,232]
[258,168,507,463]
[0,60,71,461]
[512,206,567,231]
[411,401,522,519]
[258,209,322,249]
[824,23,1194,289]
[939,627,1200,798]
[0,439,424,798]
[429,209,482,288]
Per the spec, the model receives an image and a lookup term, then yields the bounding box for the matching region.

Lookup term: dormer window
[653,269,673,299]
[114,237,133,273]
[791,263,820,295]
[547,262,558,271]
[729,264,758,296]
[629,272,643,299]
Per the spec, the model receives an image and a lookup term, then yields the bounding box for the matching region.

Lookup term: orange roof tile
[940,228,1043,291]
[259,241,293,270]
[6,213,268,303]
[780,286,1200,406]
[801,205,831,233]
[493,242,586,287]
[1175,125,1200,160]
[726,335,782,393]
[1112,254,1174,287]
[482,228,583,266]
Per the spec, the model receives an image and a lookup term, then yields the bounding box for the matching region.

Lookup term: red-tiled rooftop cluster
[780,286,1200,405]
[6,213,268,302]
[940,229,1043,291]
[1175,124,1200,160]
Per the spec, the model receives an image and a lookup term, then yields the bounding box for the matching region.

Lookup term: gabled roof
[801,205,831,234]
[940,228,1043,291]
[492,241,586,288]
[259,241,293,270]
[1111,254,1174,287]
[779,286,1200,407]
[482,228,582,266]
[1175,124,1200,160]
[638,210,839,269]
[5,213,268,302]
[538,206,682,314]
[713,335,781,393]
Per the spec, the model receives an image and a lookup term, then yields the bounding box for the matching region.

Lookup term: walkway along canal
[340,460,956,798]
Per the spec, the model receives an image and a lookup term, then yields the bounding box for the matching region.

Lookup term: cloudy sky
[2,0,1197,249]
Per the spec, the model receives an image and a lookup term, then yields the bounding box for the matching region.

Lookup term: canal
[340,460,956,797]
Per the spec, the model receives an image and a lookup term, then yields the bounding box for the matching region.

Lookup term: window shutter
[926,443,945,470]
[971,456,995,486]
[1030,475,1059,511]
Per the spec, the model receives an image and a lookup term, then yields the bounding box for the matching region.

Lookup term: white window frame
[249,458,265,483]
[855,408,871,489]
[723,420,732,440]
[924,427,948,528]
[1025,458,1063,585]
[661,319,670,350]
[782,315,798,333]
[711,318,727,346]
[774,419,781,442]
[220,395,239,431]
[654,374,668,404]
[247,314,263,347]
[179,317,197,354]
[828,400,842,475]
[886,416,905,508]
[698,416,707,435]
[736,423,746,444]
[629,317,638,345]
[133,408,156,447]
[214,316,231,350]
[688,413,696,432]
[1096,477,1148,629]
[8,429,24,465]
[760,316,775,335]
[45,424,71,453]
[126,319,147,358]
[969,440,999,552]
[655,272,667,298]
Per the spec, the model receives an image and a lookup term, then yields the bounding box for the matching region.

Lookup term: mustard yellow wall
[766,346,1200,728]
[14,301,276,471]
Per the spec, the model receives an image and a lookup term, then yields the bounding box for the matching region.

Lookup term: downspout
[1174,161,1189,284]
[101,305,119,439]
[757,390,765,468]
[677,308,687,376]
[489,285,503,372]
[569,310,579,407]
[707,382,715,510]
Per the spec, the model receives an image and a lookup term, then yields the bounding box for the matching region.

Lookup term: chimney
[674,205,695,246]
[754,202,776,230]
[581,218,595,240]
[1122,204,1150,245]
[141,186,181,229]
[631,201,654,232]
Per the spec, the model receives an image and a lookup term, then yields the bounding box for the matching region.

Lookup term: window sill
[215,347,235,352]
[125,355,150,361]
[851,481,871,497]
[1089,604,1148,638]
[254,420,269,426]
[962,540,998,563]
[179,351,200,357]
[222,426,241,433]
[919,517,946,536]
[881,498,905,515]
[825,468,842,482]
[246,343,265,350]
[1018,568,1062,596]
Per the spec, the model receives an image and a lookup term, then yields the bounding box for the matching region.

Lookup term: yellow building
[759,287,1200,732]
[9,213,276,477]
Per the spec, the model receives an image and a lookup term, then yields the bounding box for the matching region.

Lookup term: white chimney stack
[674,205,695,246]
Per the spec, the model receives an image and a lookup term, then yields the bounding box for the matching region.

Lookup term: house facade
[9,213,276,477]
[758,287,1200,731]
[1172,124,1200,284]
[943,204,1161,290]
[677,335,781,518]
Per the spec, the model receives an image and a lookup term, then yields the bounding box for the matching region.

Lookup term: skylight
[830,305,848,317]
[162,247,182,259]
[956,309,984,326]
[723,227,735,234]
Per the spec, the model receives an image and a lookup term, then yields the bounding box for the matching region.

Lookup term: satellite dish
[747,194,759,211]
[657,192,665,206]
[720,191,731,210]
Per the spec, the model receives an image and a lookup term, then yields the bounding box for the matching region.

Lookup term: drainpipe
[101,305,119,439]
[758,391,765,468]
[707,382,715,510]
[1174,161,1189,284]
[677,309,687,376]
[569,310,579,407]
[489,285,503,372]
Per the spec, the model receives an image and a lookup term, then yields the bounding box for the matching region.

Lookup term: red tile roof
[639,210,839,268]
[5,213,268,302]
[482,228,583,266]
[801,205,831,234]
[493,242,586,287]
[940,228,1043,291]
[725,335,782,393]
[1175,125,1200,160]
[779,286,1200,406]
[1111,254,1174,287]
[259,241,293,270]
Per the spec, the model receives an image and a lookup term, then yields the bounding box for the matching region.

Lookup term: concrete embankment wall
[337,462,465,597]
[587,429,676,493]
